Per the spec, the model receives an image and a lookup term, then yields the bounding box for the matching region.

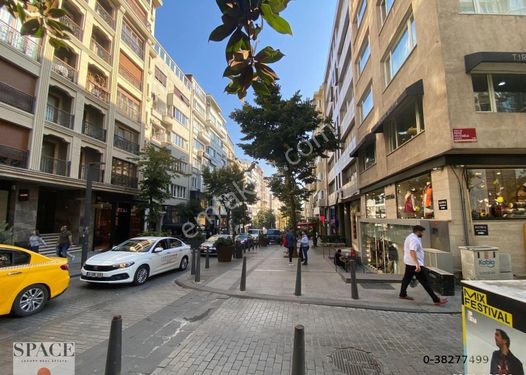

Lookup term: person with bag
[286,228,296,265]
[29,229,46,253]
[56,225,75,262]
[299,231,310,265]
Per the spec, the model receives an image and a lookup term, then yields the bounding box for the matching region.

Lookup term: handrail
[40,155,70,176]
[60,15,83,40]
[119,64,142,90]
[114,134,140,155]
[52,57,77,82]
[0,19,40,61]
[95,2,115,28]
[45,104,74,129]
[87,78,110,103]
[0,144,28,169]
[0,81,34,113]
[82,121,107,141]
[90,39,112,64]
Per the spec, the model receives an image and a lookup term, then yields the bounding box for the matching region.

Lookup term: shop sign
[13,342,75,375]
[453,128,477,143]
[18,189,29,201]
[474,224,489,236]
[438,199,448,210]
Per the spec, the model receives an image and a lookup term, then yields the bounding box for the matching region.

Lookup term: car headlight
[113,262,135,269]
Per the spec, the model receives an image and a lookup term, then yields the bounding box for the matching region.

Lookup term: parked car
[80,237,191,285]
[235,233,253,249]
[200,234,232,255]
[0,244,69,317]
[266,229,282,244]
[247,229,261,242]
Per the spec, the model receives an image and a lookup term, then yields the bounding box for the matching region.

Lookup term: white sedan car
[80,237,191,285]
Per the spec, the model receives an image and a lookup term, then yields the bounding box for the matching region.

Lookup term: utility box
[499,253,514,280]
[460,246,500,280]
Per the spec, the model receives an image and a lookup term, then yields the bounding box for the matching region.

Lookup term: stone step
[40,245,82,256]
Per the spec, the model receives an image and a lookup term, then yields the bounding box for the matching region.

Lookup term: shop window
[366,189,386,218]
[387,97,424,151]
[460,0,526,15]
[468,168,526,220]
[361,141,376,171]
[471,73,526,113]
[396,173,433,219]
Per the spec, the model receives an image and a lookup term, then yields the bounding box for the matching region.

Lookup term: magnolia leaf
[209,23,237,42]
[49,36,71,50]
[20,18,41,35]
[255,62,279,83]
[225,29,250,62]
[255,46,284,64]
[265,0,289,13]
[260,3,292,35]
[223,59,250,77]
[215,0,229,12]
[46,8,66,18]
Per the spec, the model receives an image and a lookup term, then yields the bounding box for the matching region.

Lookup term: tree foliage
[231,85,339,230]
[174,199,203,225]
[231,203,251,230]
[252,208,276,229]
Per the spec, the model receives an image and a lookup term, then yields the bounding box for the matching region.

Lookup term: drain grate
[328,347,384,375]
[359,283,395,290]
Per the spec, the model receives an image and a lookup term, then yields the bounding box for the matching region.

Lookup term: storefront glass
[396,173,433,219]
[365,189,386,218]
[468,168,526,219]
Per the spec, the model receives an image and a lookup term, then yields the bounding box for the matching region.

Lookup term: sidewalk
[177,245,461,313]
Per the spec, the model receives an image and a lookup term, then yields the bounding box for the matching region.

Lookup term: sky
[155,0,338,176]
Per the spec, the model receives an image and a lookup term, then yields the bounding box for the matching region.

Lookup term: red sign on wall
[453,128,477,143]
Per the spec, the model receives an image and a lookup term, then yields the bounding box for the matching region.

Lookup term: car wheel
[12,284,49,317]
[133,265,149,286]
[179,256,188,271]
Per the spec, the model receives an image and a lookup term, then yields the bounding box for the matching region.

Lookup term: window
[171,184,186,199]
[154,66,167,86]
[380,0,395,22]
[359,85,374,123]
[384,15,416,83]
[365,189,386,218]
[122,21,144,57]
[172,134,187,149]
[362,141,376,170]
[356,0,367,29]
[168,238,183,248]
[0,249,30,267]
[396,174,433,219]
[173,159,187,173]
[387,97,424,151]
[468,168,526,220]
[191,176,198,188]
[358,37,371,74]
[460,0,526,15]
[471,74,526,112]
[194,101,206,116]
[175,109,189,128]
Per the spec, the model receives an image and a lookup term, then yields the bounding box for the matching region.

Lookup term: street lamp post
[81,162,104,266]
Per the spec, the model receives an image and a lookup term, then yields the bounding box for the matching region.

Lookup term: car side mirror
[153,247,163,253]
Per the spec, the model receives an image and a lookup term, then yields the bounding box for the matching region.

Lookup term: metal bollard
[294,257,302,296]
[105,315,122,375]
[191,248,196,275]
[240,256,247,291]
[195,250,201,282]
[291,324,305,375]
[349,260,359,300]
[205,249,210,269]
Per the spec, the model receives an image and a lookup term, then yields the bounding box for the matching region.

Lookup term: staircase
[39,233,82,257]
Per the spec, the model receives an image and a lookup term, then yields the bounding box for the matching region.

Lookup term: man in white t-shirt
[399,225,448,305]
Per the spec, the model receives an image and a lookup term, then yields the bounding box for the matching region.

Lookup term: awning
[349,132,376,158]
[370,79,424,134]
[465,52,526,73]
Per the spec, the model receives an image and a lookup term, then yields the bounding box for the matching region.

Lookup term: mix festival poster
[462,281,526,375]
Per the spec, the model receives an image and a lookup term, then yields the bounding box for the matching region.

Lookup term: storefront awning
[465,52,526,73]
[349,132,376,158]
[370,80,424,134]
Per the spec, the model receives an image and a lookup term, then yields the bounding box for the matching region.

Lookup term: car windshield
[248,230,259,235]
[267,230,280,235]
[112,239,155,252]
[237,234,249,239]
[207,235,228,242]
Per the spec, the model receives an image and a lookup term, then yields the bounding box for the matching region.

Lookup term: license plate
[86,272,104,278]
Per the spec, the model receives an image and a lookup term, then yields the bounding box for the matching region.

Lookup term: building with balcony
[314,0,526,277]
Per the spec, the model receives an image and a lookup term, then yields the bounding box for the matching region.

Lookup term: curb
[174,279,461,315]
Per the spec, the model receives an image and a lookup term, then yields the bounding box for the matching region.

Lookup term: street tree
[253,208,276,229]
[202,164,257,236]
[231,203,251,232]
[231,85,339,231]
[135,144,182,232]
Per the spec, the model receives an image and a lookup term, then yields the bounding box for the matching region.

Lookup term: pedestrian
[286,227,296,265]
[56,225,75,262]
[312,231,318,248]
[300,231,310,265]
[399,225,447,305]
[29,229,46,253]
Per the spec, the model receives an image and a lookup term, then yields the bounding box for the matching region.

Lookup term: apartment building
[314,0,526,276]
[0,0,162,248]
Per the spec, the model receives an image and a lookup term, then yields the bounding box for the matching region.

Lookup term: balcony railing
[60,15,83,40]
[152,132,167,143]
[121,29,144,58]
[119,65,142,90]
[114,135,140,155]
[0,19,40,61]
[87,79,110,103]
[125,0,149,27]
[0,145,28,169]
[90,39,112,64]
[40,155,70,176]
[79,165,104,181]
[0,81,34,113]
[95,2,115,29]
[82,121,107,141]
[45,104,74,129]
[52,57,77,82]
[111,173,138,188]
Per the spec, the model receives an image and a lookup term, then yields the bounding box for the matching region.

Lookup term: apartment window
[384,15,416,83]
[366,189,386,218]
[358,37,371,75]
[172,134,187,149]
[356,0,367,29]
[191,176,198,188]
[122,21,144,57]
[359,85,374,123]
[171,184,186,199]
[380,0,395,22]
[175,109,189,128]
[387,97,424,151]
[460,0,526,15]
[471,73,526,112]
[193,138,204,151]
[173,159,187,173]
[362,141,376,170]
[154,66,167,86]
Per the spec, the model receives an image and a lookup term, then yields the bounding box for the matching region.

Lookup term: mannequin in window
[517,183,526,203]
[404,189,416,216]
[423,182,433,218]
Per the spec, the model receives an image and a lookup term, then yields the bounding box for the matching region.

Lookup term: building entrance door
[36,189,57,233]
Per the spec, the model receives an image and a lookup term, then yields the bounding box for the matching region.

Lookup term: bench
[427,266,455,296]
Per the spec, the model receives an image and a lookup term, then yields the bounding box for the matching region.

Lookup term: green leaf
[225,29,250,62]
[16,3,26,23]
[47,18,71,33]
[255,62,279,84]
[265,0,289,13]
[260,3,292,35]
[46,8,66,18]
[225,77,242,94]
[49,36,71,50]
[252,80,271,96]
[209,23,237,42]
[215,0,229,12]
[20,18,41,36]
[255,46,284,64]
[223,59,250,77]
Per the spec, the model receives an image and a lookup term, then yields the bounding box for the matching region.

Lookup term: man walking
[286,228,296,265]
[57,225,75,262]
[399,225,447,305]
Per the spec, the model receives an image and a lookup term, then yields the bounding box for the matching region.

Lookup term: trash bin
[234,243,243,259]
[460,246,500,280]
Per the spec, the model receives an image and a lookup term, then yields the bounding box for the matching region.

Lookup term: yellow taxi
[0,244,70,317]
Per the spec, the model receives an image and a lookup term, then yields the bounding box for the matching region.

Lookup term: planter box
[217,245,234,262]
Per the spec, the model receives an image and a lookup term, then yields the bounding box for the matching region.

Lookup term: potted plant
[215,237,234,262]
[259,234,269,247]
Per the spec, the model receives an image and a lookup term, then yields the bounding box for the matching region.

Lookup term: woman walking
[300,231,310,265]
[29,230,46,253]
